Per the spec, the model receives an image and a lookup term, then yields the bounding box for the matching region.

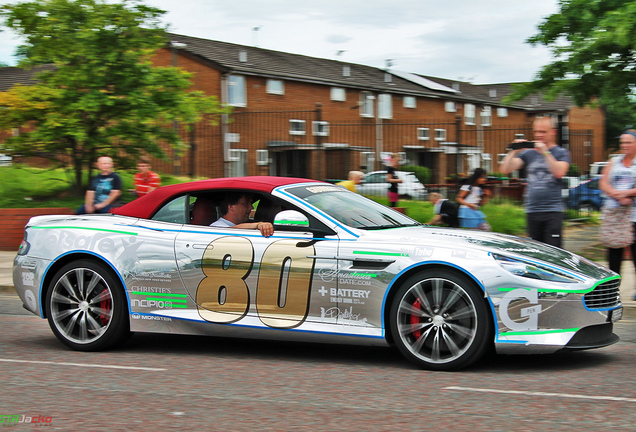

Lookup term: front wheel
[389,269,492,370]
[45,259,129,351]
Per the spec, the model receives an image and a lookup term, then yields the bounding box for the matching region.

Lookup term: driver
[211,192,274,237]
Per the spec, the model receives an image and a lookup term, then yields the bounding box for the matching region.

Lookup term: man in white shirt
[211,192,274,237]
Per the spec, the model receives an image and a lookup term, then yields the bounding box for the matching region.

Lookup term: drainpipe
[220,74,230,177]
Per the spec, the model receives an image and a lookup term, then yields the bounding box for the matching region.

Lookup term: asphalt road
[1,298,636,431]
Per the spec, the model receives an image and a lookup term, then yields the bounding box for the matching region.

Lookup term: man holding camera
[499,116,570,247]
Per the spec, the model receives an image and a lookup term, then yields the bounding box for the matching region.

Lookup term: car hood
[360,226,614,280]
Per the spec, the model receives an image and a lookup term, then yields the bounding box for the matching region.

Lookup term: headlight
[492,254,579,283]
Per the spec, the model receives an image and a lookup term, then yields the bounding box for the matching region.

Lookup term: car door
[174,215,341,330]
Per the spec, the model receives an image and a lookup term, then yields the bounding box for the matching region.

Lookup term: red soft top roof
[112,176,322,219]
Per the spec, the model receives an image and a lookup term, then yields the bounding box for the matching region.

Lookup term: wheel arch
[40,252,128,319]
[382,262,493,346]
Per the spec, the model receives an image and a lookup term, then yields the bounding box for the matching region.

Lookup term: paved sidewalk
[1,225,634,307]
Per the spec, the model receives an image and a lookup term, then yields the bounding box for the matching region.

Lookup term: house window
[417,128,430,140]
[266,79,284,95]
[360,91,374,117]
[331,87,346,101]
[497,107,508,117]
[228,149,248,177]
[434,129,446,141]
[360,152,375,170]
[228,75,246,106]
[289,119,306,135]
[256,149,269,166]
[403,96,416,109]
[378,93,392,119]
[481,106,492,126]
[445,101,456,112]
[489,89,497,98]
[312,121,329,136]
[464,104,475,125]
[482,153,492,172]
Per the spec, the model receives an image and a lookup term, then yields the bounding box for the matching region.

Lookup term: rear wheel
[45,260,129,351]
[389,269,492,370]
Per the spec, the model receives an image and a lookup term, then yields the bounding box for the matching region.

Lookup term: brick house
[1,34,606,183]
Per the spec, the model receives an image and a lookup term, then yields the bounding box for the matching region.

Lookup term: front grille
[583,279,621,309]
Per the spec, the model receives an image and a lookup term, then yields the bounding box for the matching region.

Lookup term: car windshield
[284,184,420,229]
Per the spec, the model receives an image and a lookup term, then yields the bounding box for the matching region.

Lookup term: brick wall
[0,208,73,251]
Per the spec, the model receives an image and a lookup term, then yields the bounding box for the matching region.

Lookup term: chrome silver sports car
[13,177,622,370]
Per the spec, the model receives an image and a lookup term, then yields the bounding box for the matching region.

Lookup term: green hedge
[401,165,431,184]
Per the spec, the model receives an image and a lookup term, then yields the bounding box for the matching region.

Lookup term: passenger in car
[211,192,274,237]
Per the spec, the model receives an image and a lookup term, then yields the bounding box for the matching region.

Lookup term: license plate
[609,307,623,323]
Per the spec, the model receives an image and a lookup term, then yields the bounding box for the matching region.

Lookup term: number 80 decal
[196,237,316,329]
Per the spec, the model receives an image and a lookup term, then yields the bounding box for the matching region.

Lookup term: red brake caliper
[99,289,111,325]
[409,299,423,339]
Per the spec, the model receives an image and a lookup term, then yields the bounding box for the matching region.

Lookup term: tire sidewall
[45,259,129,351]
[389,268,492,371]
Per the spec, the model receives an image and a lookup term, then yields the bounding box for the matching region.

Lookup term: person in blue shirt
[76,156,122,214]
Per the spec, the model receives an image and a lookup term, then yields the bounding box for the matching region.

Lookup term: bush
[401,165,431,184]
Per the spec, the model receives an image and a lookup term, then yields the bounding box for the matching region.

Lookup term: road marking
[443,386,636,403]
[0,358,166,371]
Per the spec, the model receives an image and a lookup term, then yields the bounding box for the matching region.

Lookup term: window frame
[464,103,475,125]
[417,127,430,141]
[266,79,285,95]
[403,96,416,109]
[330,87,346,102]
[378,93,392,119]
[289,119,307,136]
[227,75,246,107]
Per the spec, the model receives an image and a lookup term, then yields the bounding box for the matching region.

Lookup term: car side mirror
[274,210,310,229]
[273,210,334,237]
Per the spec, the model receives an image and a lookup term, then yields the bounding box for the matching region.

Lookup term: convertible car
[12,176,623,370]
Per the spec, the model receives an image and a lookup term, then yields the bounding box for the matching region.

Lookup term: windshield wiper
[362,223,422,230]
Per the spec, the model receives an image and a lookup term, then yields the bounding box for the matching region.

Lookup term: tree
[0,0,229,193]
[507,0,636,142]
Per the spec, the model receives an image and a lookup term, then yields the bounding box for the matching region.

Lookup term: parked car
[13,176,622,371]
[561,176,581,199]
[567,177,605,211]
[357,170,427,200]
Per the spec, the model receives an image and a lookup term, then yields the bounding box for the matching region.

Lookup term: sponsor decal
[131,271,172,282]
[499,288,542,331]
[130,286,172,294]
[131,291,188,309]
[318,286,371,304]
[21,271,34,287]
[131,313,172,322]
[23,290,36,312]
[20,259,37,270]
[0,414,53,425]
[306,185,344,193]
[400,246,434,258]
[318,267,377,286]
[320,306,368,324]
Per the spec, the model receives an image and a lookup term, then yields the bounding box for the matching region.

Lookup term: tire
[45,259,129,351]
[389,269,492,371]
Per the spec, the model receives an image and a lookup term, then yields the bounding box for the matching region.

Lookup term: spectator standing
[133,157,161,198]
[499,117,570,247]
[76,156,122,214]
[456,168,491,230]
[598,130,636,293]
[336,170,364,192]
[386,153,402,208]
[428,192,459,227]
